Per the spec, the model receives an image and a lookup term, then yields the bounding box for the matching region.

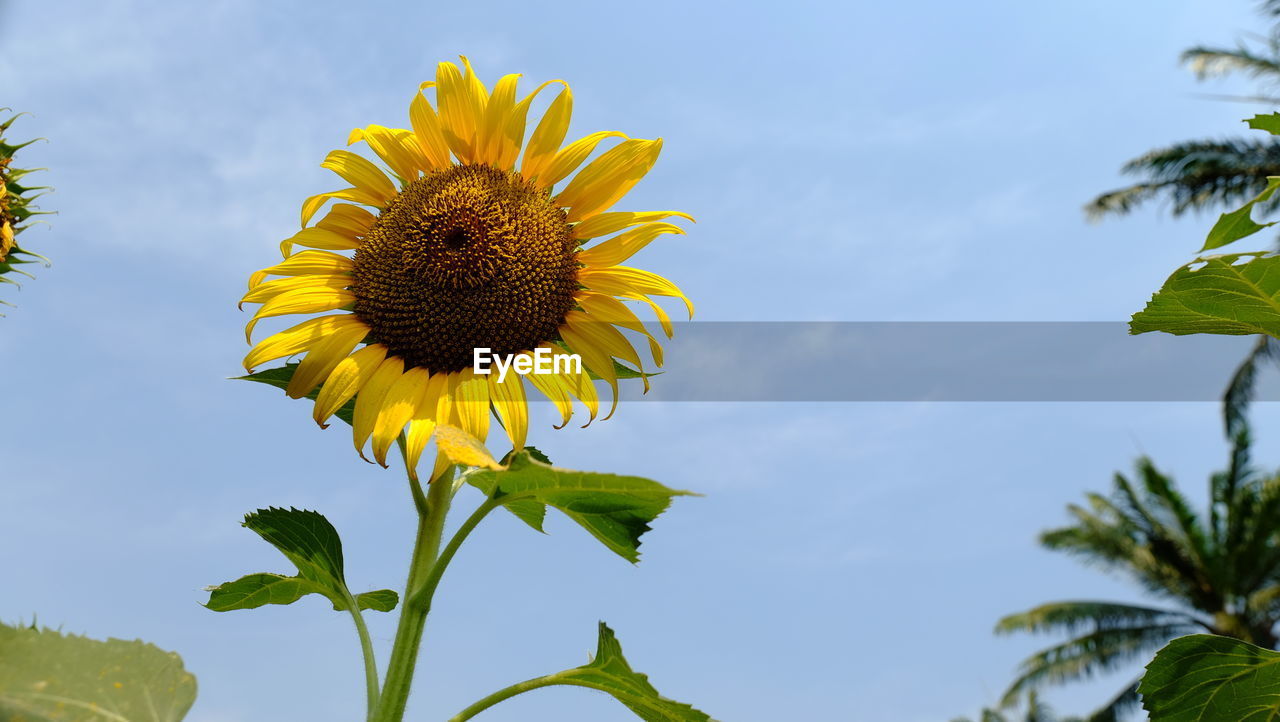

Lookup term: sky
[2,0,1279,720]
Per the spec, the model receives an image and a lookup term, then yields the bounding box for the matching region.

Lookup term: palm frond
[1083,678,1140,722]
[1224,336,1280,438]
[995,601,1210,637]
[1085,139,1280,219]
[1182,45,1280,82]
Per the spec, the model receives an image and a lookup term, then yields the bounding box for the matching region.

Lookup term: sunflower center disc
[352,164,579,374]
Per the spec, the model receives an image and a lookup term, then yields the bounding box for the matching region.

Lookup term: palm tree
[995,424,1280,721]
[952,692,1082,722]
[1086,0,1280,434]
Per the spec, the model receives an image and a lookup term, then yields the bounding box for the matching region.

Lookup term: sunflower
[242,58,692,480]
[1,111,51,309]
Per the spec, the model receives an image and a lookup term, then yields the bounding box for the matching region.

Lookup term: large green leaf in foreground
[0,623,196,721]
[466,450,694,563]
[1140,634,1280,721]
[1130,252,1280,338]
[205,507,397,614]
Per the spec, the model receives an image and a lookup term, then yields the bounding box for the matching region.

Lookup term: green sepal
[236,363,356,426]
[0,622,197,721]
[204,507,398,614]
[466,450,694,563]
[1140,634,1280,720]
[1131,252,1280,338]
[1200,176,1280,251]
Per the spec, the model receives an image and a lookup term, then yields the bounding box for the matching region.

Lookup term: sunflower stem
[342,590,380,721]
[374,470,453,722]
[446,672,575,721]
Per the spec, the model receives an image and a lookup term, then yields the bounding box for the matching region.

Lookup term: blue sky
[3,0,1279,720]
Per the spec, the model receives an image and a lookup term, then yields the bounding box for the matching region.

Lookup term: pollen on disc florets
[352,163,579,373]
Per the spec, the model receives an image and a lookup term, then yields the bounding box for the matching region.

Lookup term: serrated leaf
[0,622,197,721]
[558,622,711,721]
[466,451,693,563]
[205,507,396,614]
[1201,176,1280,251]
[1139,634,1280,720]
[1131,252,1280,338]
[354,589,399,612]
[1247,113,1280,135]
[236,363,355,426]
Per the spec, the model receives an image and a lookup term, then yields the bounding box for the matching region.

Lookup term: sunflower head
[0,111,52,312]
[242,57,693,480]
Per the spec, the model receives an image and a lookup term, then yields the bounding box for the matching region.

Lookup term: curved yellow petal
[349,125,428,183]
[245,287,355,342]
[257,250,354,278]
[559,321,620,420]
[312,343,387,427]
[488,368,528,451]
[496,79,558,171]
[316,203,376,239]
[240,273,352,308]
[371,367,431,467]
[352,356,406,461]
[556,138,663,223]
[537,130,627,189]
[577,223,685,267]
[521,82,572,182]
[575,292,664,367]
[286,321,369,399]
[578,266,694,318]
[572,210,694,241]
[248,269,268,290]
[559,362,600,425]
[525,360,574,428]
[403,372,450,477]
[321,150,397,203]
[244,315,365,371]
[280,227,361,257]
[301,188,385,227]
[563,309,645,376]
[409,84,453,168]
[435,58,488,164]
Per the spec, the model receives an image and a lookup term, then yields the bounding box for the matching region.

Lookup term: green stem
[446,673,575,722]
[343,592,380,720]
[409,498,500,610]
[373,474,453,722]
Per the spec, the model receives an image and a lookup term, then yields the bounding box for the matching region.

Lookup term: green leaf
[1139,634,1280,720]
[1131,252,1280,338]
[205,507,397,614]
[1200,176,1280,251]
[1247,113,1280,135]
[236,363,356,426]
[559,622,711,721]
[466,451,694,563]
[354,589,400,612]
[0,622,197,721]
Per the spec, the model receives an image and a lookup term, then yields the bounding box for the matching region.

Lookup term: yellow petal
[1,221,13,258]
[280,227,361,257]
[409,85,453,168]
[578,266,694,318]
[312,344,387,427]
[496,79,558,171]
[559,363,600,425]
[577,222,685,267]
[525,359,575,428]
[286,321,369,399]
[435,58,488,163]
[257,250,354,278]
[521,82,572,182]
[452,369,491,443]
[248,270,268,290]
[563,309,645,374]
[240,273,352,308]
[245,287,355,342]
[537,131,627,189]
[403,372,450,475]
[433,423,502,470]
[349,125,428,183]
[301,188,385,227]
[321,150,397,203]
[572,210,695,241]
[556,139,663,223]
[244,315,365,371]
[371,367,431,467]
[317,203,376,238]
[478,73,520,166]
[352,356,406,460]
[559,322,620,420]
[488,369,528,451]
[575,292,664,367]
